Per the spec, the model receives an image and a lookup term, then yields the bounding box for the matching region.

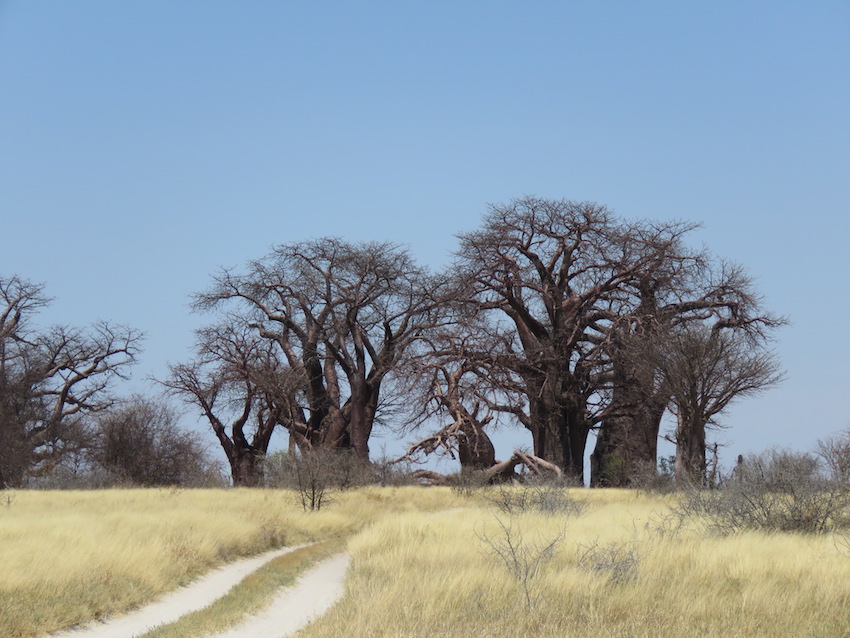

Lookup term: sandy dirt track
[47,544,311,638]
[207,552,350,638]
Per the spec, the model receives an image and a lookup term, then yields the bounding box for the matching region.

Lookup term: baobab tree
[590,255,782,486]
[454,197,704,482]
[193,238,451,462]
[653,325,783,483]
[164,323,286,486]
[392,319,509,472]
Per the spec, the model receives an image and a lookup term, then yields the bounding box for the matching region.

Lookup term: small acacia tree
[818,428,850,484]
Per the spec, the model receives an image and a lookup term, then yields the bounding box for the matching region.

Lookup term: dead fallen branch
[408,450,563,486]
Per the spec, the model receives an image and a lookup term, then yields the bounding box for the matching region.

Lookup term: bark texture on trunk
[348,380,370,461]
[591,379,666,487]
[528,397,590,484]
[229,447,261,487]
[457,417,497,470]
[674,411,706,484]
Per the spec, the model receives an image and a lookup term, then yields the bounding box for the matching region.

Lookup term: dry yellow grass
[302,489,850,638]
[3,486,849,637]
[0,486,457,638]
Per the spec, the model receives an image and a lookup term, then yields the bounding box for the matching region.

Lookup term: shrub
[263,449,376,491]
[371,456,417,487]
[576,538,643,585]
[446,467,491,496]
[818,428,850,484]
[291,453,334,511]
[675,449,850,534]
[835,530,850,559]
[261,449,293,488]
[90,396,222,487]
[476,515,565,610]
[631,457,677,494]
[484,480,586,517]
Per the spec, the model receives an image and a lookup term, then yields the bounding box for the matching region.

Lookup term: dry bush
[675,449,850,534]
[484,480,586,517]
[26,467,134,490]
[0,491,14,508]
[290,453,338,511]
[90,396,223,487]
[261,451,336,510]
[266,449,388,510]
[576,538,643,585]
[818,428,850,484]
[476,515,565,610]
[370,456,417,487]
[835,530,850,559]
[631,457,678,494]
[264,449,418,506]
[264,449,408,493]
[446,468,491,496]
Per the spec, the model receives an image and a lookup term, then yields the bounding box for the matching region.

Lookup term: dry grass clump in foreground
[0,486,459,638]
[300,488,850,638]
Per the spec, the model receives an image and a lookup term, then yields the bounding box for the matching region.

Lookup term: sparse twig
[476,515,565,610]
[576,538,643,585]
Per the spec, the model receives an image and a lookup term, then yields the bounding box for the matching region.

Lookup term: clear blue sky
[2,1,848,470]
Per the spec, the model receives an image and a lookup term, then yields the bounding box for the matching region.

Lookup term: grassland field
[1,486,848,638]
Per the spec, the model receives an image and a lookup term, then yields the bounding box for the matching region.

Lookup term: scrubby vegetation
[672,449,850,534]
[303,488,850,638]
[2,479,849,638]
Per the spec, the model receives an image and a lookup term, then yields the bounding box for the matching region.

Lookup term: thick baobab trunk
[229,447,262,487]
[318,408,351,451]
[674,411,706,484]
[590,321,671,487]
[226,413,276,487]
[345,378,380,462]
[523,369,591,482]
[348,384,370,461]
[528,394,590,484]
[591,387,667,486]
[457,417,496,470]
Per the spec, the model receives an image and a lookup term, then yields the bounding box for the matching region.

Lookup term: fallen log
[409,449,563,486]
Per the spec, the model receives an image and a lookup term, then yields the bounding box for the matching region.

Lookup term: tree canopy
[1,197,785,487]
